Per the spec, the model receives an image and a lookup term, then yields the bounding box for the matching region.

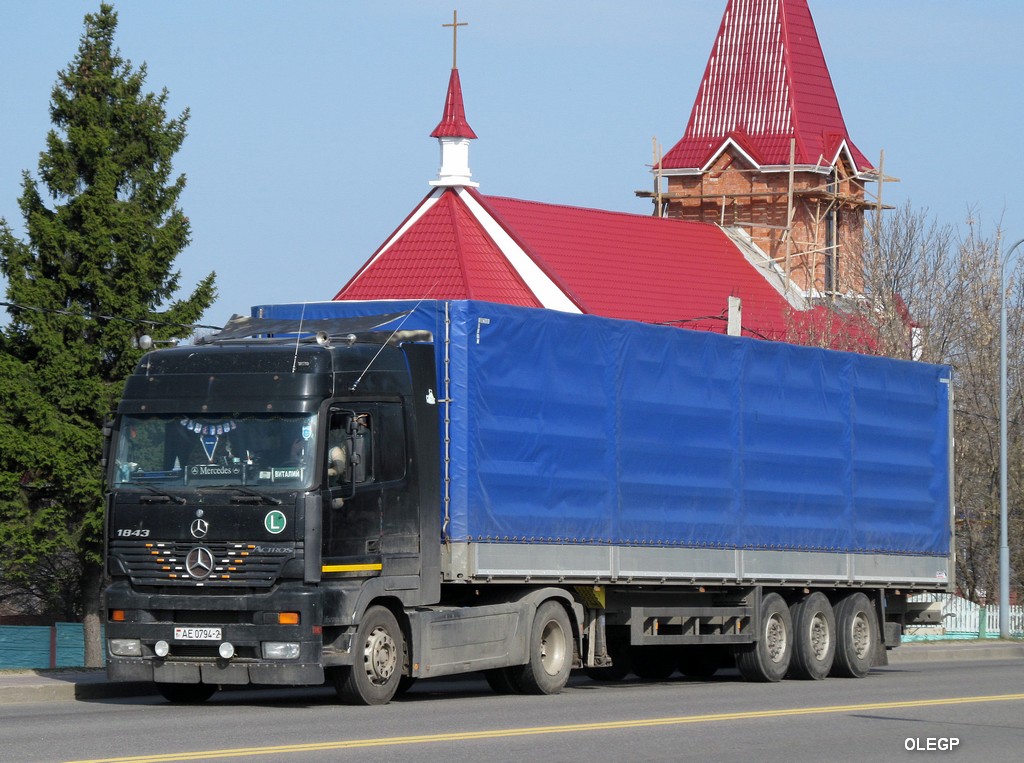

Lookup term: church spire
[661,0,871,173]
[657,0,876,298]
[430,11,478,187]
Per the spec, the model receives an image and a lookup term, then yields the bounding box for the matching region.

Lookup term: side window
[327,411,372,487]
[326,405,405,487]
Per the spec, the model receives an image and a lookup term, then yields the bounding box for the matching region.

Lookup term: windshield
[112,413,318,489]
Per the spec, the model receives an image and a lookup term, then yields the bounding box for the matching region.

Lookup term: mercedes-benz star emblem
[190,518,209,539]
[185,546,215,580]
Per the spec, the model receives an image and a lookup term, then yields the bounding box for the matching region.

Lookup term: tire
[631,647,676,681]
[677,646,723,679]
[333,605,404,705]
[734,592,793,683]
[156,682,217,704]
[508,600,573,695]
[484,667,523,694]
[788,592,836,680]
[831,592,878,678]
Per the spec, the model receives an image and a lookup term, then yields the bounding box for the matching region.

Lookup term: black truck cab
[104,332,440,702]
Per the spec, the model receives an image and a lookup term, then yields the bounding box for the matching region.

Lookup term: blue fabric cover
[254,300,952,556]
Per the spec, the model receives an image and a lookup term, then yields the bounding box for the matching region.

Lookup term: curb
[886,641,1024,665]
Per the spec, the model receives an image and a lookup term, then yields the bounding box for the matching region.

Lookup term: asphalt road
[3,656,1023,763]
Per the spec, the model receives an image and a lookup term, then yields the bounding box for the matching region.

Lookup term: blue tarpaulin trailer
[253,299,953,589]
[102,298,955,705]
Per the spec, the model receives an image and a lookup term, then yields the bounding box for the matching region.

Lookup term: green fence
[0,624,104,669]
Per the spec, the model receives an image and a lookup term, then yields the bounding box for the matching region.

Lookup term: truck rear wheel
[788,592,836,680]
[157,682,217,704]
[734,592,792,682]
[509,600,573,695]
[831,592,877,678]
[334,605,404,705]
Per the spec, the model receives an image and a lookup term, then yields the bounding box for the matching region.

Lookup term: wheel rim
[540,618,567,676]
[850,612,871,660]
[363,625,398,685]
[765,612,788,663]
[809,612,831,661]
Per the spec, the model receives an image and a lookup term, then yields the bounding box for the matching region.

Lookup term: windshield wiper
[200,486,283,506]
[134,486,187,505]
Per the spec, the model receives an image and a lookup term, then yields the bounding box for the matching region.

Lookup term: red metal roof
[429,68,477,139]
[334,190,540,306]
[661,0,871,172]
[336,187,809,339]
[476,193,796,337]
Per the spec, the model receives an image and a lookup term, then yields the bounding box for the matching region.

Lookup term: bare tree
[800,203,1023,604]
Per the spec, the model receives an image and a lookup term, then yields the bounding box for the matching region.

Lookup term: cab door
[322,407,380,574]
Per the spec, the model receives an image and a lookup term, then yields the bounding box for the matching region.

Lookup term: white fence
[908,593,1024,637]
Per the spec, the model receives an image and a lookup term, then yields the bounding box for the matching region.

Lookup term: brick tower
[656,0,877,299]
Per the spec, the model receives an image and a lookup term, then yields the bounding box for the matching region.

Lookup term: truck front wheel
[734,592,792,682]
[334,605,404,705]
[510,600,573,695]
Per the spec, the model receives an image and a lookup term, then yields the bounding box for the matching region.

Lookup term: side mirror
[101,416,114,469]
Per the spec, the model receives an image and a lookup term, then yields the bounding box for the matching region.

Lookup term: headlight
[262,642,300,660]
[109,639,142,657]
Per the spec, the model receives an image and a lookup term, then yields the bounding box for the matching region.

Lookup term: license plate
[174,627,222,641]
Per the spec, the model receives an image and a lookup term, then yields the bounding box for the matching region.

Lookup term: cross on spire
[443,10,468,69]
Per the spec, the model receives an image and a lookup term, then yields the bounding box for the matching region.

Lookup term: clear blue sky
[2,1,1021,329]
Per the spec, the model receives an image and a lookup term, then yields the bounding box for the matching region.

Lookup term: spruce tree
[0,4,215,664]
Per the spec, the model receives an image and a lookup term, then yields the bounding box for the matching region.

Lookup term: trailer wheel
[831,592,877,678]
[510,600,573,695]
[734,592,792,682]
[157,682,216,704]
[334,605,404,705]
[788,592,836,680]
[631,647,676,680]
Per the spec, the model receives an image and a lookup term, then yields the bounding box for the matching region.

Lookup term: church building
[333,0,877,345]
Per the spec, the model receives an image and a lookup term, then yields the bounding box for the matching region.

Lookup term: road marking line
[66,692,1024,763]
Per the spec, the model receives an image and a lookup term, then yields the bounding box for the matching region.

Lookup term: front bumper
[104,580,324,686]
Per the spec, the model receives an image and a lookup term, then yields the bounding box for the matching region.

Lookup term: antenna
[291,303,307,373]
[349,287,439,392]
[349,316,413,392]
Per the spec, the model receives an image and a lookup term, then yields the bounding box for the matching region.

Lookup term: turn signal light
[277,612,300,625]
[110,610,126,622]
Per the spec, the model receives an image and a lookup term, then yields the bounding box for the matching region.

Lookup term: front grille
[112,540,297,588]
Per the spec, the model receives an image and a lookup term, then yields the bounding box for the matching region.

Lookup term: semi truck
[103,300,953,704]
